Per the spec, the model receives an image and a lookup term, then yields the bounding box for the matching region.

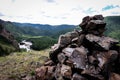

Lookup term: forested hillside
[4,21,76,38]
[104,16,120,40]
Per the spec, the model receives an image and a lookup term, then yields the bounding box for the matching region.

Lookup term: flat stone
[58,34,71,46]
[62,47,75,57]
[92,15,104,20]
[86,20,106,30]
[72,73,87,80]
[69,46,88,69]
[44,60,54,66]
[51,44,61,51]
[86,34,119,50]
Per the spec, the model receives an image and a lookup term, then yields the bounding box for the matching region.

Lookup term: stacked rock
[35,15,120,80]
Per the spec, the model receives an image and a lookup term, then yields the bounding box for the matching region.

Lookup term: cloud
[11,0,15,3]
[46,0,55,3]
[0,12,5,16]
[102,5,120,11]
[83,8,96,14]
[111,12,120,15]
[0,0,120,25]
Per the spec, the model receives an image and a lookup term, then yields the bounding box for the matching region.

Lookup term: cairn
[35,15,120,80]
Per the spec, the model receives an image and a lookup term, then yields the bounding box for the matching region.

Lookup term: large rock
[85,34,119,50]
[58,35,72,47]
[36,66,55,80]
[79,16,91,30]
[86,20,106,36]
[58,30,79,47]
[69,46,88,69]
[92,15,104,20]
[57,53,66,63]
[79,15,106,36]
[62,46,88,70]
[61,64,72,79]
[86,20,106,30]
[109,73,120,80]
[97,50,118,68]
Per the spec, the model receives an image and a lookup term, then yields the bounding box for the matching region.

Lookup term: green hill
[3,21,76,39]
[104,16,120,40]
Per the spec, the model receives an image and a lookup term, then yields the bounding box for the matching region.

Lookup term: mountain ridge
[2,20,76,39]
[0,15,120,40]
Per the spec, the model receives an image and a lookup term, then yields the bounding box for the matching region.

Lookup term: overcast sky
[0,0,120,25]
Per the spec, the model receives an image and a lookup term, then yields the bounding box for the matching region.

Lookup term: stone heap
[35,15,120,80]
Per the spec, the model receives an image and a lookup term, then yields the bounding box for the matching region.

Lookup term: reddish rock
[109,73,120,80]
[69,46,88,69]
[35,66,55,80]
[92,15,104,20]
[72,73,87,80]
[85,34,119,50]
[44,60,54,66]
[35,66,47,80]
[61,64,72,79]
[57,53,66,63]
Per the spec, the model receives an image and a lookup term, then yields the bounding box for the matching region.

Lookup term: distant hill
[3,21,76,39]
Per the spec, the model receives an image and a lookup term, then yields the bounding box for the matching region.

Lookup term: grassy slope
[0,49,50,79]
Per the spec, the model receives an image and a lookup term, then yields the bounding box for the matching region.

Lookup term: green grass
[22,35,42,39]
[0,49,50,79]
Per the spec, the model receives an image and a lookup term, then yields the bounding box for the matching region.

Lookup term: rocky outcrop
[0,20,19,55]
[35,15,120,80]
